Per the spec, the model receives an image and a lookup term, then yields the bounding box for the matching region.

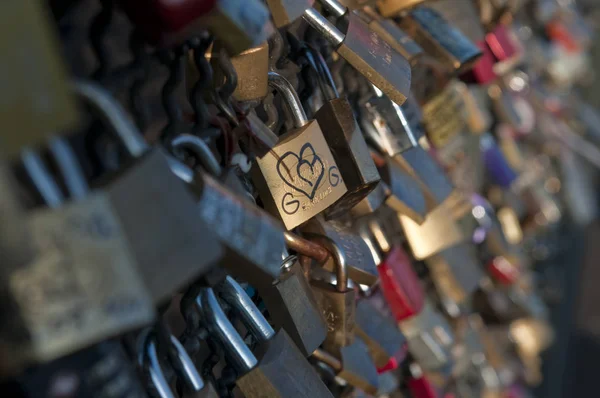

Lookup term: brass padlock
[356,7,424,66]
[398,7,482,74]
[252,72,348,230]
[0,0,78,159]
[303,218,379,286]
[266,0,315,28]
[308,235,356,351]
[376,0,428,17]
[303,1,411,105]
[302,47,381,218]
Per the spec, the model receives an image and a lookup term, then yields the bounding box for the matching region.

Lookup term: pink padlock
[486,25,523,75]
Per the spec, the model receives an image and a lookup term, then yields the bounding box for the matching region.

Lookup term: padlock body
[368,19,424,65]
[381,159,428,224]
[192,173,286,287]
[338,13,411,106]
[336,338,380,395]
[101,149,223,303]
[378,246,425,321]
[236,330,333,397]
[258,261,327,357]
[310,280,356,350]
[252,120,348,230]
[315,98,380,219]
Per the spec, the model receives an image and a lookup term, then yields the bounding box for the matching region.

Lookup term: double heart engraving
[276,142,325,200]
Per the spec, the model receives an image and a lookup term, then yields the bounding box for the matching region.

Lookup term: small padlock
[303,218,379,286]
[398,7,482,74]
[376,0,428,17]
[356,7,424,66]
[354,298,407,372]
[360,219,425,322]
[406,363,443,398]
[10,341,148,398]
[73,80,223,304]
[0,0,78,159]
[302,1,411,105]
[399,300,455,371]
[307,235,356,351]
[257,254,328,357]
[209,278,334,397]
[302,46,381,218]
[170,134,287,289]
[119,0,272,54]
[312,338,380,395]
[266,0,315,28]
[140,332,218,398]
[252,72,348,230]
[486,24,523,75]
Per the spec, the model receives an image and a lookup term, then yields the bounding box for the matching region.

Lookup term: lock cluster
[0,0,594,397]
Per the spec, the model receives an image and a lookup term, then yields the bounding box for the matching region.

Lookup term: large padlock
[307,235,356,351]
[302,47,381,218]
[9,341,148,398]
[257,254,328,357]
[207,278,333,397]
[354,298,407,372]
[0,0,78,159]
[399,300,455,371]
[376,0,428,17]
[139,331,218,398]
[355,7,424,66]
[303,218,379,286]
[359,219,425,321]
[312,337,379,395]
[170,133,287,289]
[252,72,348,230]
[72,80,223,304]
[398,7,482,74]
[265,0,315,28]
[119,0,272,54]
[302,0,411,105]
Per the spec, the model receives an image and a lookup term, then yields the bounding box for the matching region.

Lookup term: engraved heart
[276,143,325,200]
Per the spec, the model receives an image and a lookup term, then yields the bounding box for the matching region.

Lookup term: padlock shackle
[48,136,89,201]
[169,334,206,392]
[143,335,176,398]
[305,234,348,292]
[303,8,345,47]
[170,134,222,177]
[216,276,275,344]
[303,45,339,101]
[72,80,150,158]
[357,218,391,265]
[284,231,330,264]
[312,348,343,371]
[196,287,258,374]
[318,0,347,19]
[21,149,65,208]
[267,72,309,128]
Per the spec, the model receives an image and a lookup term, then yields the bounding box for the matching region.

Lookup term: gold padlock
[377,0,428,18]
[252,72,348,230]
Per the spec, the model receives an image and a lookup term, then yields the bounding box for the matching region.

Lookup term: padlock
[0,0,78,159]
[399,300,455,371]
[301,47,381,218]
[302,1,411,106]
[170,134,286,289]
[398,7,482,74]
[119,0,272,54]
[360,219,425,321]
[307,235,356,351]
[354,298,407,372]
[208,278,333,397]
[360,91,454,210]
[266,0,315,28]
[252,72,348,230]
[376,0,428,17]
[312,338,379,395]
[140,331,218,398]
[456,84,493,135]
[486,24,523,75]
[257,254,328,357]
[406,363,443,398]
[72,80,223,304]
[356,7,424,66]
[9,341,148,398]
[303,218,379,286]
[425,243,485,315]
[188,42,270,103]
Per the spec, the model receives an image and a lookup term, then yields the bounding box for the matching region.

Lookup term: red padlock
[462,40,497,85]
[407,364,442,398]
[487,255,520,286]
[486,24,522,75]
[360,219,425,322]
